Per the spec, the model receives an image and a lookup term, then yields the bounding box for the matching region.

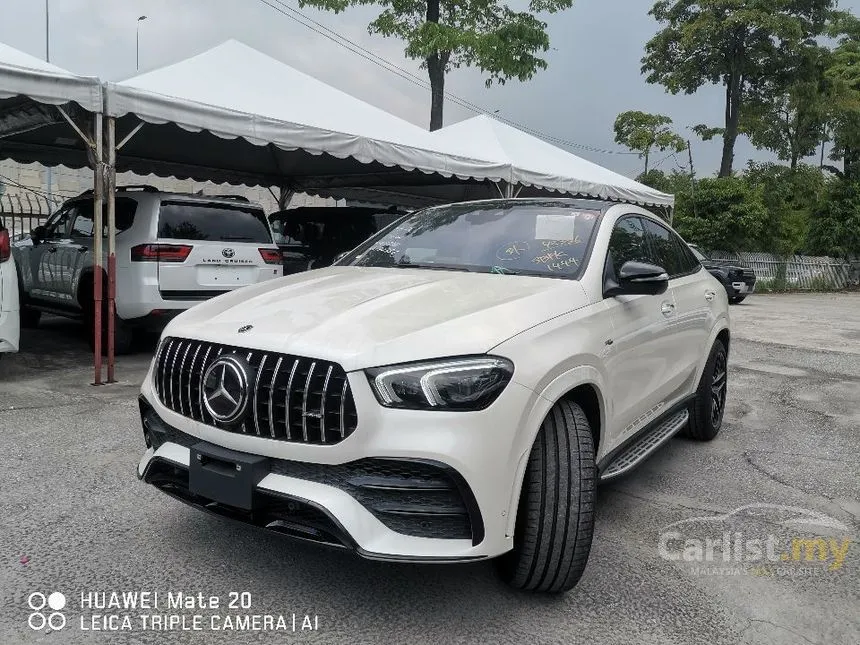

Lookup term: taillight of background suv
[131,244,192,262]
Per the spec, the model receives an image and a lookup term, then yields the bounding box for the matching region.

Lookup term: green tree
[298,0,574,131]
[807,179,860,258]
[642,0,834,178]
[613,111,686,174]
[672,177,768,251]
[741,46,830,170]
[743,161,827,254]
[824,13,860,179]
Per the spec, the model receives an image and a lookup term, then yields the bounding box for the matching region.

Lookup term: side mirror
[30,225,47,243]
[605,261,669,297]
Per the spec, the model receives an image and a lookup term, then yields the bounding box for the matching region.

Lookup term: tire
[496,399,596,593]
[729,295,746,304]
[19,307,41,328]
[687,339,728,441]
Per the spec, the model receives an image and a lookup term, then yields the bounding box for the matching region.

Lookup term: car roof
[425,197,618,211]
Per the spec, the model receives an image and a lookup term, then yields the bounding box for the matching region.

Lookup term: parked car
[0,216,20,361]
[689,244,756,304]
[12,187,282,354]
[269,207,404,274]
[137,198,730,593]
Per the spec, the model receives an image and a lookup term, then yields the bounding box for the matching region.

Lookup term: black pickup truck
[689,245,756,304]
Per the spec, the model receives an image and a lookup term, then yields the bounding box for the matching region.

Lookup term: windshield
[342,203,601,278]
[689,245,707,262]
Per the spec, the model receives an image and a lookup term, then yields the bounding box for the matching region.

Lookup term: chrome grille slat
[154,338,355,445]
[177,341,193,416]
[160,338,174,404]
[253,355,268,436]
[197,345,213,423]
[186,343,203,417]
[267,357,283,439]
[169,340,183,410]
[284,359,299,441]
[301,362,316,442]
[320,365,333,443]
[339,379,348,439]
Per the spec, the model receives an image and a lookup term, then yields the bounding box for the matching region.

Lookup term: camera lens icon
[27,592,67,631]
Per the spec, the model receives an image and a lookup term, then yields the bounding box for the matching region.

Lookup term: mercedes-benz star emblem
[222,248,235,259]
[202,355,250,424]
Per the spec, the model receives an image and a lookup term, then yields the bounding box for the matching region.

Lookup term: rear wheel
[83,303,135,355]
[496,399,596,593]
[687,339,728,441]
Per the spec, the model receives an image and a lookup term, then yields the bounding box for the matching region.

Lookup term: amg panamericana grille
[153,337,358,444]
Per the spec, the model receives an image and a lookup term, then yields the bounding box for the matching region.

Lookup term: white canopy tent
[432,115,674,207]
[302,115,674,211]
[0,41,111,384]
[103,40,508,194]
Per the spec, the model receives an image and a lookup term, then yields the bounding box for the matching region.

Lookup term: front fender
[503,365,608,537]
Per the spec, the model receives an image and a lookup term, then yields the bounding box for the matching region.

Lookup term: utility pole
[45,0,53,210]
[136,16,147,71]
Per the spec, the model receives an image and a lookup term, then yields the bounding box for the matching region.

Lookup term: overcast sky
[2,0,857,178]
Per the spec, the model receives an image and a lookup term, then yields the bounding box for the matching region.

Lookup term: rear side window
[642,218,698,277]
[115,197,138,233]
[158,202,272,243]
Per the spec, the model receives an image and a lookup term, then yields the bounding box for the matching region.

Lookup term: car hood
[163,266,590,371]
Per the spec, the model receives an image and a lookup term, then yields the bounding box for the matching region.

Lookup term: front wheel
[729,295,746,304]
[687,339,728,441]
[496,399,596,593]
[19,307,41,328]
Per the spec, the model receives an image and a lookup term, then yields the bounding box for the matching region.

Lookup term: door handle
[77,246,88,253]
[47,246,58,253]
[661,302,675,316]
[704,290,716,302]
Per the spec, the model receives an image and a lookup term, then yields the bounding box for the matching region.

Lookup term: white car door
[602,215,679,446]
[641,217,714,401]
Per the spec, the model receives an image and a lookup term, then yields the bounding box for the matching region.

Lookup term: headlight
[366,356,514,411]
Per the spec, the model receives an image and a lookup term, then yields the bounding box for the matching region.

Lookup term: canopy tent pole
[92,112,104,385]
[106,117,117,383]
[278,185,293,210]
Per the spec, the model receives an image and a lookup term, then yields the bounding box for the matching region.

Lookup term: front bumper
[730,280,756,295]
[138,369,540,561]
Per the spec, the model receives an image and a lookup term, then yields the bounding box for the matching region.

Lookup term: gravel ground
[0,294,857,645]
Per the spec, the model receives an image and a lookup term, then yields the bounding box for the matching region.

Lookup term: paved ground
[0,294,857,645]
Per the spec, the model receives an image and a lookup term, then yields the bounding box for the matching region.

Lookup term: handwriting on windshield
[496,241,530,261]
[540,237,582,249]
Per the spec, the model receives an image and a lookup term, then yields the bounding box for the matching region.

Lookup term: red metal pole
[92,112,104,385]
[106,117,117,383]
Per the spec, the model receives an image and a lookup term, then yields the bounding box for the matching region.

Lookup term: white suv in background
[12,187,282,353]
[137,198,730,593]
[0,216,20,361]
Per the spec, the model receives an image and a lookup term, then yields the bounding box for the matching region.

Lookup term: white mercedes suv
[137,198,730,593]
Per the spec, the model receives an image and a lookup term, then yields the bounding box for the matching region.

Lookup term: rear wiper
[219,236,254,241]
